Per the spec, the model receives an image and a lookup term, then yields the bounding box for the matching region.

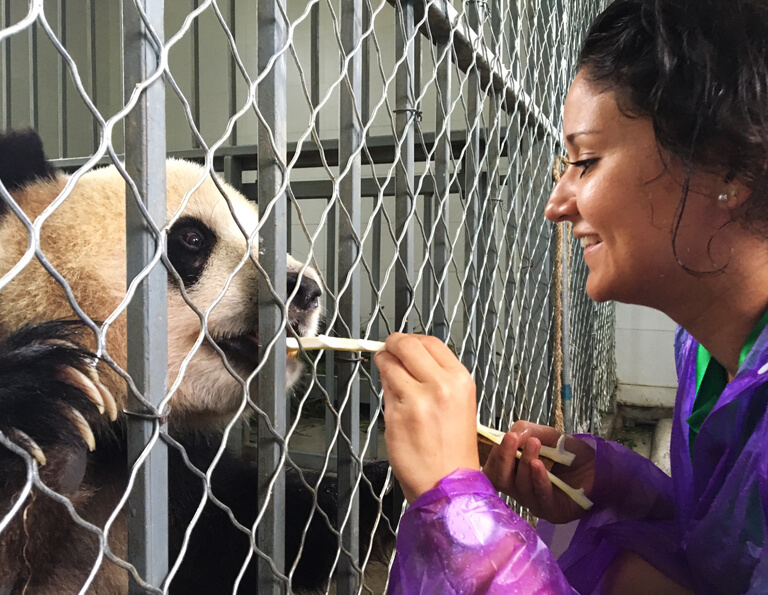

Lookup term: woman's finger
[515,436,541,497]
[509,420,563,449]
[484,431,521,492]
[415,335,465,370]
[530,458,556,508]
[383,333,444,383]
[374,350,420,403]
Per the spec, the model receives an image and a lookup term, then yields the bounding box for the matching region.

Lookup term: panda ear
[0,128,56,195]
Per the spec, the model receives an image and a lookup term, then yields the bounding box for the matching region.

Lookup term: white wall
[614,303,677,408]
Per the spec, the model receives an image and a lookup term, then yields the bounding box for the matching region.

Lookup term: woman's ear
[716,181,752,211]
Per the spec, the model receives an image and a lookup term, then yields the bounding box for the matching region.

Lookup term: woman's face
[546,71,727,307]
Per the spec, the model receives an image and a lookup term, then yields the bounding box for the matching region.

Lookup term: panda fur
[0,129,392,594]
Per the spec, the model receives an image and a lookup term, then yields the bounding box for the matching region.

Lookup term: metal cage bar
[256,0,289,589]
[337,0,364,589]
[122,0,169,590]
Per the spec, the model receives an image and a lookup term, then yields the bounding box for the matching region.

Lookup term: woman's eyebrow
[565,129,602,144]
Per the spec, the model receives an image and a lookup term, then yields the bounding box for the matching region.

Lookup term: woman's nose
[545,177,578,223]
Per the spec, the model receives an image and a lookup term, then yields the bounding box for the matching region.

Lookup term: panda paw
[0,321,117,475]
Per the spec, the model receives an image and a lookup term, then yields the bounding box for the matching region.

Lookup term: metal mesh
[0,0,612,592]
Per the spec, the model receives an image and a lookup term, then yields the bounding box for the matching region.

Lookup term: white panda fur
[0,129,391,594]
[0,154,314,426]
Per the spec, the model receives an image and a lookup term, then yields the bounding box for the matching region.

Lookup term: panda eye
[179,229,205,252]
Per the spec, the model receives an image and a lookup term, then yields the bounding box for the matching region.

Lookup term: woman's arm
[389,468,576,594]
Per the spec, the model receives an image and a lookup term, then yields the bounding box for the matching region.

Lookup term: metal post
[462,0,481,373]
[0,1,9,131]
[393,0,416,526]
[369,202,382,457]
[421,193,433,322]
[87,0,98,151]
[337,0,363,589]
[433,5,451,342]
[191,0,201,149]
[257,0,288,589]
[395,0,415,335]
[122,0,168,591]
[28,9,39,131]
[227,0,238,145]
[223,154,245,458]
[311,1,320,133]
[362,0,371,125]
[324,201,337,450]
[57,2,68,157]
[479,0,503,421]
[500,113,521,426]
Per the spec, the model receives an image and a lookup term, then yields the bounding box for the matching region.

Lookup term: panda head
[0,129,322,430]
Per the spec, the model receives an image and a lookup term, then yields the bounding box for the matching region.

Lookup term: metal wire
[0,0,613,592]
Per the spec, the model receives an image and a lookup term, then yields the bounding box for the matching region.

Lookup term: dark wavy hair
[578,0,768,229]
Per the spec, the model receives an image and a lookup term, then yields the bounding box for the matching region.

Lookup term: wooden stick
[477,423,592,510]
[286,335,386,358]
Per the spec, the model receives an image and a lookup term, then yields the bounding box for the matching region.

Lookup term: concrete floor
[611,415,673,476]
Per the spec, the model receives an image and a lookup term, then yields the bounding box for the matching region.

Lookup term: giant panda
[0,129,391,593]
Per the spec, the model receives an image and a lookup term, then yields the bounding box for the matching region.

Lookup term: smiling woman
[375,0,768,593]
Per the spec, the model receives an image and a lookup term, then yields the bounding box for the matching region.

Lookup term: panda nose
[287,272,322,311]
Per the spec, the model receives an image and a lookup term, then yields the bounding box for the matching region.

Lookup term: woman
[375,0,768,592]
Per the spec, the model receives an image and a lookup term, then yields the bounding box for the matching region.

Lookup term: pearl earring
[718,188,737,203]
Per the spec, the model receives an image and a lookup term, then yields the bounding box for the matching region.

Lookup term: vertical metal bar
[223,154,245,458]
[462,1,481,373]
[310,1,320,133]
[433,6,451,343]
[223,154,243,191]
[337,0,363,590]
[286,194,292,251]
[361,0,370,125]
[192,0,201,148]
[480,0,502,421]
[323,201,336,449]
[228,0,238,145]
[0,1,8,131]
[58,2,68,157]
[87,0,98,151]
[421,193,433,322]
[122,1,168,591]
[257,0,288,589]
[395,0,415,334]
[502,113,521,426]
[393,0,416,530]
[413,31,421,102]
[531,137,551,412]
[517,126,534,418]
[28,14,38,131]
[475,171,489,403]
[369,201,382,457]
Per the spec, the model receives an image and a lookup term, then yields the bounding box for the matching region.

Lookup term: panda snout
[287,272,322,312]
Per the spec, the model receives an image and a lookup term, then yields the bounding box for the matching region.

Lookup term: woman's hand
[482,421,596,524]
[374,333,480,504]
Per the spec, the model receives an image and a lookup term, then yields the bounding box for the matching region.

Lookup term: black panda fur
[0,130,393,593]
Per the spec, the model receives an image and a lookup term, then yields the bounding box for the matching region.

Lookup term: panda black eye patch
[167,216,217,288]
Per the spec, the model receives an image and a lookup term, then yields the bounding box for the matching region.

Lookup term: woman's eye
[570,158,597,177]
[180,230,204,251]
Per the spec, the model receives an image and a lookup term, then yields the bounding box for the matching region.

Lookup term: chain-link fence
[0,0,613,592]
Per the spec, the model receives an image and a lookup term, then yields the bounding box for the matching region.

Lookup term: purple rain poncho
[389,325,768,594]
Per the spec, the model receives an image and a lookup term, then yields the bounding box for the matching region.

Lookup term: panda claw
[11,429,47,467]
[65,406,96,452]
[85,367,118,422]
[59,366,105,416]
